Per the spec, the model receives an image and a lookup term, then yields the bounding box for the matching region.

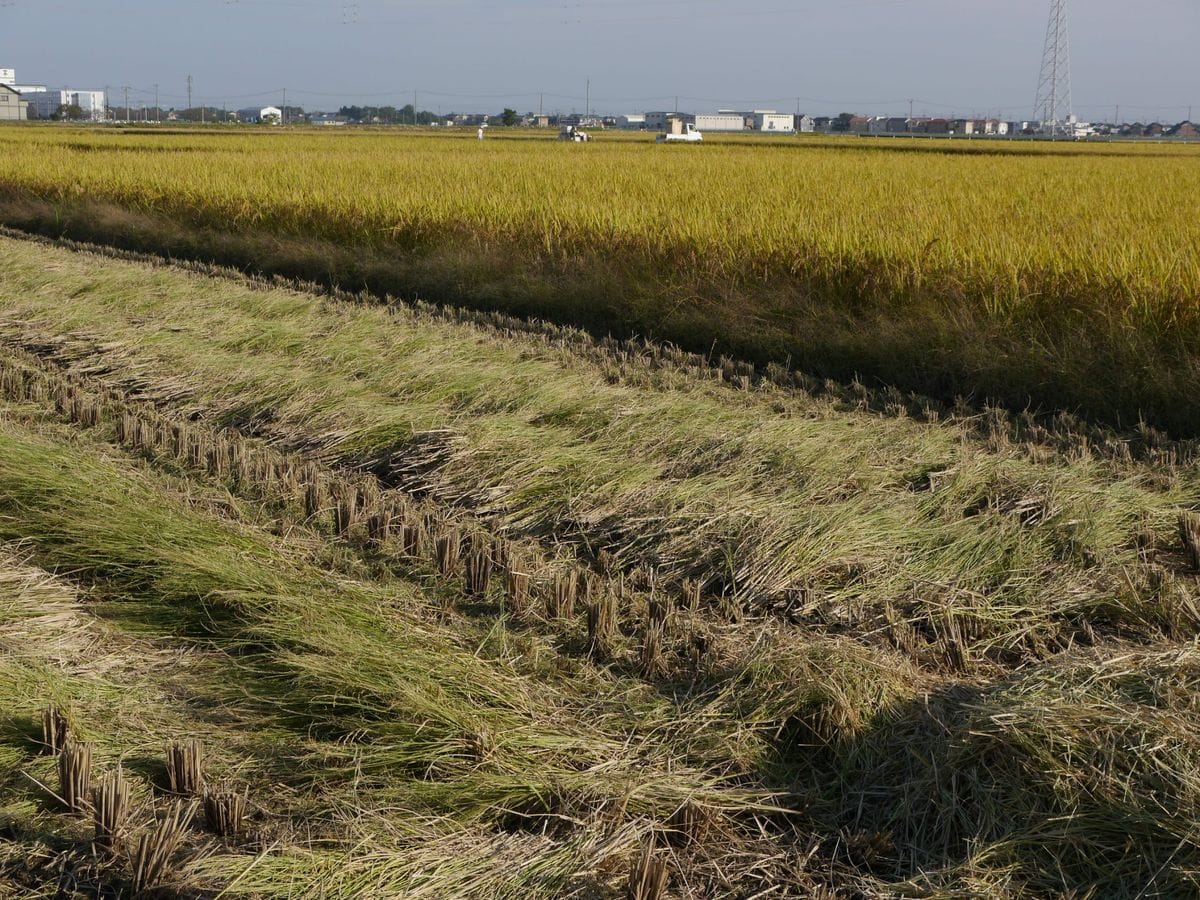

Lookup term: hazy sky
[2,0,1196,119]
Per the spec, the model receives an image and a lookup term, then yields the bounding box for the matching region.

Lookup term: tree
[51,103,85,121]
[501,108,518,127]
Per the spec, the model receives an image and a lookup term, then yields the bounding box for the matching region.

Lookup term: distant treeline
[337,105,440,125]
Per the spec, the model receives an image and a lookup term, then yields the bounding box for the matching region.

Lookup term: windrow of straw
[3,224,1200,473]
[0,349,752,681]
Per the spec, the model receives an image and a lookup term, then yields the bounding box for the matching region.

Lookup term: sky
[1,0,1196,120]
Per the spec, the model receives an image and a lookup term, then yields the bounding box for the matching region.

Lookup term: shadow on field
[762,667,1200,895]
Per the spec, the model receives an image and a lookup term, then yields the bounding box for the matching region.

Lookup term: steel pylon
[1033,0,1073,136]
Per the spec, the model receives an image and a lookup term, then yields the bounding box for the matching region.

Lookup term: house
[1168,121,1199,138]
[616,114,644,129]
[238,106,282,124]
[312,114,348,127]
[925,118,951,134]
[796,114,815,133]
[949,119,975,135]
[812,116,833,132]
[847,115,871,134]
[0,83,27,121]
[1144,122,1165,137]
[883,117,910,134]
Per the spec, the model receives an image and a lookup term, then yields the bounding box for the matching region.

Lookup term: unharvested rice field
[0,128,1198,433]
[0,223,1199,897]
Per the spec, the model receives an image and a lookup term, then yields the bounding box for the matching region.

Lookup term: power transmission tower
[1033,0,1073,137]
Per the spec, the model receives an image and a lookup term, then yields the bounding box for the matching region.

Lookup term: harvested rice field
[1,227,1199,898]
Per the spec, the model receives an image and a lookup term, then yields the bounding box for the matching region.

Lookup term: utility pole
[154,84,159,123]
[539,93,543,117]
[586,79,590,119]
[282,88,287,124]
[187,74,192,116]
[1115,104,1119,125]
[1033,0,1073,136]
[122,86,130,123]
[908,98,914,121]
[414,90,418,125]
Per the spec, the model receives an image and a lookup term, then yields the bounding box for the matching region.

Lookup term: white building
[238,106,283,124]
[616,113,645,129]
[25,89,107,121]
[695,113,745,132]
[0,68,14,85]
[754,112,795,133]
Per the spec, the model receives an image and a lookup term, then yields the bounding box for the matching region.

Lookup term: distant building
[1169,121,1199,138]
[883,117,910,134]
[695,113,745,132]
[645,111,694,131]
[0,83,28,121]
[0,68,14,85]
[753,112,795,133]
[796,114,815,133]
[616,113,645,129]
[25,89,106,121]
[238,106,282,124]
[311,114,348,127]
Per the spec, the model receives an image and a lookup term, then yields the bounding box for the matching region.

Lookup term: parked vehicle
[559,125,591,142]
[656,122,703,143]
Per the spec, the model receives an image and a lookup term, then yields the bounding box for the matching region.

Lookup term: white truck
[559,125,591,142]
[656,121,703,143]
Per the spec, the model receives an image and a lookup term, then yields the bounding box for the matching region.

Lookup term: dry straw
[40,704,70,755]
[504,561,531,615]
[165,739,204,796]
[464,548,493,596]
[548,572,577,620]
[586,593,619,660]
[132,802,196,894]
[1179,511,1200,571]
[203,784,248,838]
[58,740,92,814]
[92,767,131,854]
[626,843,668,900]
[435,529,462,578]
[640,620,666,679]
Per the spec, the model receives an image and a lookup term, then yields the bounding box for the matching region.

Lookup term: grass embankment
[3,236,1200,895]
[0,129,1198,432]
